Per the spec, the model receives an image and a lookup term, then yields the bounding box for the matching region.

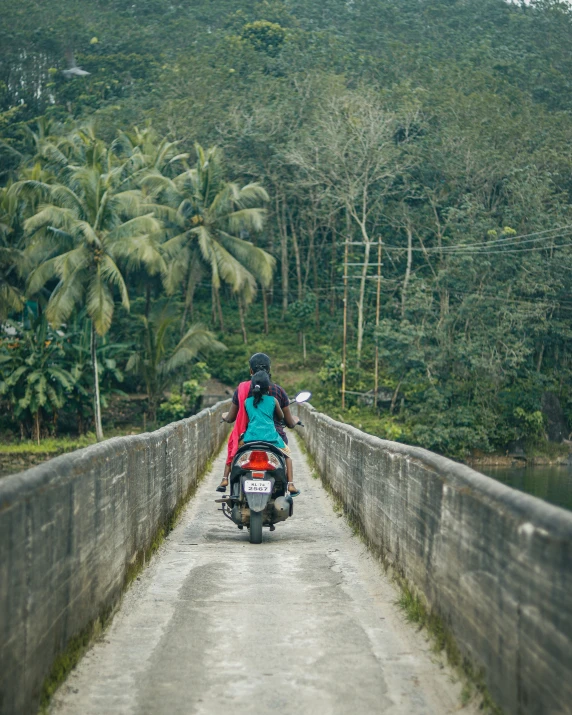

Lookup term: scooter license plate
[244,480,272,494]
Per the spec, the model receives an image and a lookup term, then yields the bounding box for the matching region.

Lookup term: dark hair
[251,370,270,407]
[249,352,271,376]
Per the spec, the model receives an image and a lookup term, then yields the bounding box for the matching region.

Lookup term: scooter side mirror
[294,391,312,404]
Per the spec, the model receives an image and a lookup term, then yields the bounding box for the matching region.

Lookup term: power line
[344,224,572,254]
[383,239,572,255]
[406,224,572,252]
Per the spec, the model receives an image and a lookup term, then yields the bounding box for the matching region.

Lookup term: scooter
[216,391,311,544]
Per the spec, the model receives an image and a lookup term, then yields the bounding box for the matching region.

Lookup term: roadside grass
[0,435,97,454]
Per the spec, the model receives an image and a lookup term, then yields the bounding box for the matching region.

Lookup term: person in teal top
[243,371,300,496]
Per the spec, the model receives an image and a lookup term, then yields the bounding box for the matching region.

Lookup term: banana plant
[0,316,74,444]
[126,300,224,422]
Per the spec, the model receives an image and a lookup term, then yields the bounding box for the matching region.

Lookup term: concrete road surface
[52,435,476,715]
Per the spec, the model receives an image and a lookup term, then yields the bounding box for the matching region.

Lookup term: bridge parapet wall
[297,403,572,715]
[0,401,230,715]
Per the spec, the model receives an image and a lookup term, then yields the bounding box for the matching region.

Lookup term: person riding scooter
[216,352,301,494]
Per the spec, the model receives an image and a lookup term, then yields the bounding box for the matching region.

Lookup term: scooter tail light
[240,449,278,470]
[237,451,252,467]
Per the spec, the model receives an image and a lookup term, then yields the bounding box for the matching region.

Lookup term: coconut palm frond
[168,152,189,166]
[87,275,115,336]
[141,171,178,197]
[0,245,25,267]
[194,224,216,266]
[27,255,62,295]
[24,204,74,235]
[162,247,194,294]
[161,230,192,258]
[0,283,24,319]
[40,142,70,171]
[111,131,135,159]
[48,183,85,214]
[209,238,257,294]
[46,267,86,327]
[100,255,130,309]
[111,189,146,217]
[141,203,180,225]
[71,219,100,247]
[113,232,167,277]
[216,231,275,287]
[166,324,225,372]
[209,183,235,218]
[46,226,75,245]
[53,245,90,283]
[226,207,267,234]
[108,213,162,243]
[8,179,51,201]
[155,139,182,169]
[235,183,270,207]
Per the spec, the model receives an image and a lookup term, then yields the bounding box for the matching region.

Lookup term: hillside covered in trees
[2,0,572,457]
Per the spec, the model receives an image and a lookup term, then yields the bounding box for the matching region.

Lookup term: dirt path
[51,435,477,715]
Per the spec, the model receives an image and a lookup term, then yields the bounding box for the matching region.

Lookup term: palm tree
[126,301,224,421]
[112,125,189,178]
[142,144,275,333]
[11,126,166,441]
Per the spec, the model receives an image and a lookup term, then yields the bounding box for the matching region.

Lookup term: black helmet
[249,352,271,374]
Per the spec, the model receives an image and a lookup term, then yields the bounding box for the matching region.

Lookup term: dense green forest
[2,0,572,457]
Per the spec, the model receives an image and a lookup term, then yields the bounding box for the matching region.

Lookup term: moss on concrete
[295,431,504,715]
[39,449,219,712]
[40,604,113,711]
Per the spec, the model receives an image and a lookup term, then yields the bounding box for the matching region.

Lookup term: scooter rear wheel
[249,511,262,544]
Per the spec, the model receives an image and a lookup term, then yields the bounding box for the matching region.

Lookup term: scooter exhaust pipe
[273,495,293,522]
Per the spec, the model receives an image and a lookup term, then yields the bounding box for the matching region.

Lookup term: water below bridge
[50,436,477,715]
[479,464,572,512]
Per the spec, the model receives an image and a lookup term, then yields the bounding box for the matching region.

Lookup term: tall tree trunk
[330,225,337,316]
[262,290,269,335]
[390,379,403,415]
[145,283,152,319]
[238,296,247,344]
[180,263,197,337]
[356,238,371,366]
[289,212,302,300]
[537,343,545,373]
[91,322,104,442]
[277,196,289,316]
[211,283,217,326]
[34,410,41,446]
[313,235,320,330]
[216,288,225,332]
[401,225,413,318]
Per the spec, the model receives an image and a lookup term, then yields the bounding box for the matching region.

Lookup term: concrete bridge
[1,402,571,715]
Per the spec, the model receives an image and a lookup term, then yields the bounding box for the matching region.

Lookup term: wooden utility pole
[262,289,269,335]
[341,237,349,410]
[374,237,382,408]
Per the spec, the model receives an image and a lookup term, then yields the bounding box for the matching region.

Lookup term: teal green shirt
[243,395,286,449]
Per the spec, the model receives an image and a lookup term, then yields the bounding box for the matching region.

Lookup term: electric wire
[343,223,572,253]
[382,240,572,255]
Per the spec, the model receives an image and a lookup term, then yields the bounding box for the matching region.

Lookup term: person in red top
[216,353,301,494]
